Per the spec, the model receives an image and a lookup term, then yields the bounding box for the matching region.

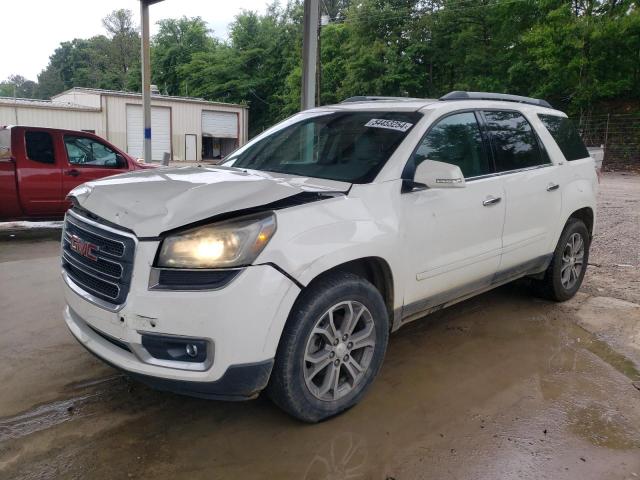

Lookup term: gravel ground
[582,172,640,304]
[0,172,639,480]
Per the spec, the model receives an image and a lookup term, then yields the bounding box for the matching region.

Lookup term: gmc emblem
[69,235,98,261]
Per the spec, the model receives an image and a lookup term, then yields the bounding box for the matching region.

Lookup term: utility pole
[140,0,164,163]
[301,0,319,110]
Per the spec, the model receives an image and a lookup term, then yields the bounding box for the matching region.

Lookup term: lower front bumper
[128,359,274,401]
[76,335,273,400]
[68,312,274,400]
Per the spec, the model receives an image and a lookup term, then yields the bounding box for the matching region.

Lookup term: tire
[267,272,389,423]
[534,218,590,302]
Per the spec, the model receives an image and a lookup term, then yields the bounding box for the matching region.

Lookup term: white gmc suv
[61,92,597,422]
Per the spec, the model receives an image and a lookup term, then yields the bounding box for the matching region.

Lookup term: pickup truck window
[224,111,421,184]
[484,111,544,172]
[538,114,589,161]
[64,135,121,168]
[25,131,55,164]
[408,112,492,179]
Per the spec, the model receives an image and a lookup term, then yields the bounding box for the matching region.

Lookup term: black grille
[155,269,240,290]
[62,212,136,305]
[88,324,131,352]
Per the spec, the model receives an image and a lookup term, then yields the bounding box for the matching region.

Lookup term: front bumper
[63,242,301,399]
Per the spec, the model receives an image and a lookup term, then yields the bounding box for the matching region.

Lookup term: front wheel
[534,218,590,301]
[267,273,389,422]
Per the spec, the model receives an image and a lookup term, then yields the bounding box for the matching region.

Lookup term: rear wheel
[534,218,590,301]
[267,273,389,422]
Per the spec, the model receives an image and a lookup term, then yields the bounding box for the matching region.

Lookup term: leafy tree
[4,1,640,132]
[0,75,38,98]
[102,9,140,90]
[152,17,214,95]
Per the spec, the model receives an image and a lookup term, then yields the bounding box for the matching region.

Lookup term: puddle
[567,403,640,450]
[3,288,640,480]
[583,333,640,382]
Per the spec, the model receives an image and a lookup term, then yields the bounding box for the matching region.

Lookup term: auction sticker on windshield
[364,118,413,132]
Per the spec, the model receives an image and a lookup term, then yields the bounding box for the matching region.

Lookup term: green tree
[152,17,214,95]
[102,9,140,90]
[0,75,38,98]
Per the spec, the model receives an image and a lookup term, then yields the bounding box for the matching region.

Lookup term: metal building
[0,87,248,162]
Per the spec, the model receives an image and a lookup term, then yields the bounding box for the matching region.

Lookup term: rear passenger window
[25,131,55,164]
[484,111,544,172]
[538,114,589,161]
[408,112,492,178]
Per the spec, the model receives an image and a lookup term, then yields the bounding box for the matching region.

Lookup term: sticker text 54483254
[364,118,414,132]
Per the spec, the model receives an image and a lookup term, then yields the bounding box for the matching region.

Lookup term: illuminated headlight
[157,212,277,269]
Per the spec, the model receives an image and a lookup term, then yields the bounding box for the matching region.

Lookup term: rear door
[61,134,129,199]
[15,129,64,216]
[482,110,562,275]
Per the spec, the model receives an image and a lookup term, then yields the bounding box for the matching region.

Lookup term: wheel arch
[301,257,395,325]
[568,206,594,236]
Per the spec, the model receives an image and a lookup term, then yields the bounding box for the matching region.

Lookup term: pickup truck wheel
[267,273,389,422]
[534,218,590,302]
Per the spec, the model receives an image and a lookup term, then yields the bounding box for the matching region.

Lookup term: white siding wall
[52,91,102,108]
[105,95,247,161]
[0,105,103,135]
[1,91,248,162]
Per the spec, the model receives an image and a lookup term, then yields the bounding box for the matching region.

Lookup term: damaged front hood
[70,166,350,237]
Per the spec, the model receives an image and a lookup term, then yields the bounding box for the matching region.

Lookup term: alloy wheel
[560,232,585,289]
[303,300,376,402]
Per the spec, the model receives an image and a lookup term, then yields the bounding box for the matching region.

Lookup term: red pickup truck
[0,125,156,220]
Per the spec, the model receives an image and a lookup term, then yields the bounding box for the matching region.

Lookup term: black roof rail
[341,96,423,103]
[439,91,552,109]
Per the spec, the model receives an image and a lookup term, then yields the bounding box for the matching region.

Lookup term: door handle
[546,183,560,191]
[64,169,80,177]
[482,196,502,206]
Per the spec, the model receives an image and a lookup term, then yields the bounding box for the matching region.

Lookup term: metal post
[301,0,319,111]
[140,1,163,163]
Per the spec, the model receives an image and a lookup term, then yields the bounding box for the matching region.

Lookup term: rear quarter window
[538,114,589,161]
[25,131,56,164]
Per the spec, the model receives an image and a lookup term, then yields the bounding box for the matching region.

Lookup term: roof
[326,98,439,112]
[0,96,100,111]
[321,95,562,115]
[52,87,248,109]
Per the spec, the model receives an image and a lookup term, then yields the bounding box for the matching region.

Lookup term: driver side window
[64,135,122,168]
[408,112,492,179]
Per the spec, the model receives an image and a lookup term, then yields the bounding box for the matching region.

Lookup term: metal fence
[579,113,640,171]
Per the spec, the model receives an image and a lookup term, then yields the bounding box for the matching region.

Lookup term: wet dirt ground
[1,173,639,480]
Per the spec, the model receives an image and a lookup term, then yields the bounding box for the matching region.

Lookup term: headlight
[157,212,277,269]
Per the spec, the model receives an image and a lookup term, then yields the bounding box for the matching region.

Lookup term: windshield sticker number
[364,119,413,132]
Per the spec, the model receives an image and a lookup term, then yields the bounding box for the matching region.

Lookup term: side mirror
[414,160,465,189]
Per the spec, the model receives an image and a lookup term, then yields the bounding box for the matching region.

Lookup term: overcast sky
[1,0,269,82]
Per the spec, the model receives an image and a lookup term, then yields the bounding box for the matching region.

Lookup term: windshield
[224,111,421,183]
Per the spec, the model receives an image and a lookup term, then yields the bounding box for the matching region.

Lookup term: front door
[16,129,63,216]
[61,134,129,200]
[401,111,505,319]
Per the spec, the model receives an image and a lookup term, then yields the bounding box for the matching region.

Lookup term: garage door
[202,111,237,139]
[126,105,171,161]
